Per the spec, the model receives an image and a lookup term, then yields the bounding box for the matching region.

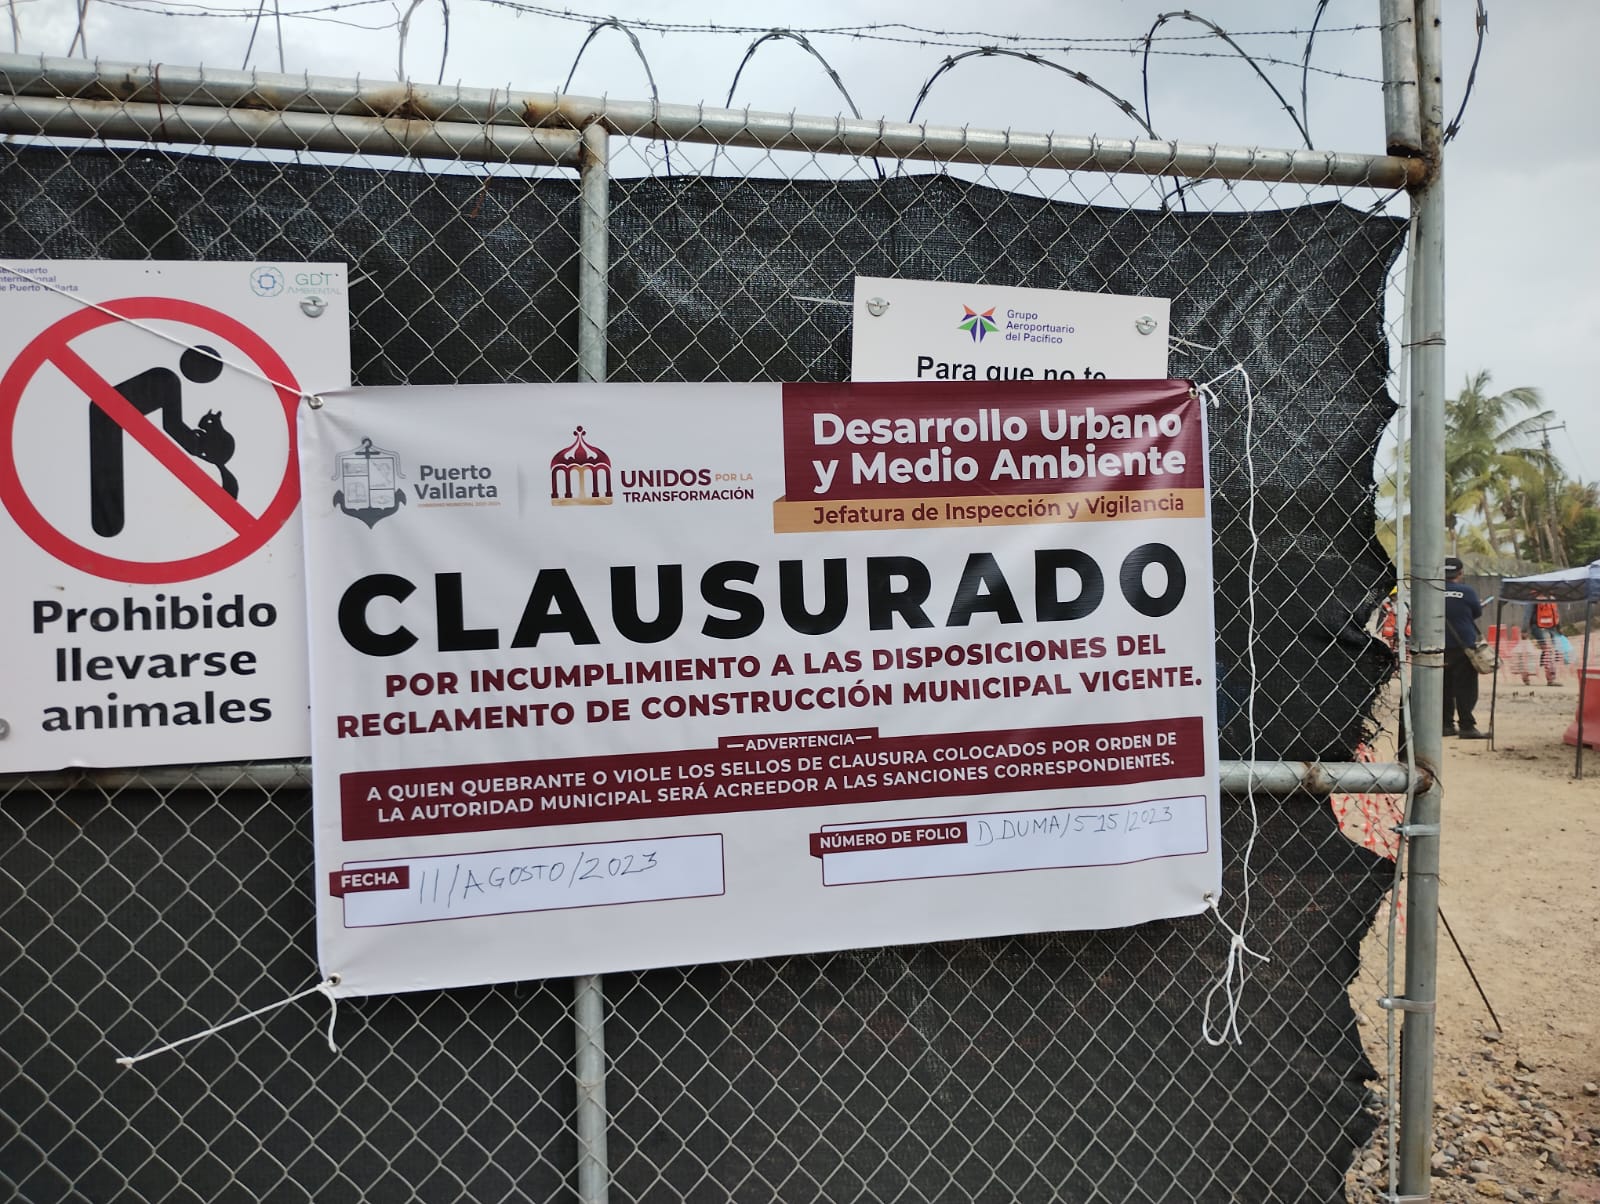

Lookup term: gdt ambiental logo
[249,265,284,297]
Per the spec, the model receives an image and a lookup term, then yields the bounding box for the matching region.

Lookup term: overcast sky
[11,0,1595,480]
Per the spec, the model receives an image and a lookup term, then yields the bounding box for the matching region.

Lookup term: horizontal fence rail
[0,759,1423,797]
[0,93,583,165]
[0,53,1422,187]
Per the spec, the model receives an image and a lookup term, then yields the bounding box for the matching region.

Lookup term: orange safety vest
[1535,601,1560,629]
[1378,598,1409,646]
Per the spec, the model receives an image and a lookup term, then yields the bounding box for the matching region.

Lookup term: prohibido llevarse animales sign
[0,259,350,771]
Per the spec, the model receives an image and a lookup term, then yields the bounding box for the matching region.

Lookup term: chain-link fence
[0,49,1438,1203]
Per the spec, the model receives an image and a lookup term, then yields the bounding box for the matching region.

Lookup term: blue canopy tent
[1491,559,1600,776]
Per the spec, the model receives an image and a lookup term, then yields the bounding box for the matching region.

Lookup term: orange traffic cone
[1562,668,1600,748]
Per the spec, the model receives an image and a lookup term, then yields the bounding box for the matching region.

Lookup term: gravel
[1345,1039,1599,1203]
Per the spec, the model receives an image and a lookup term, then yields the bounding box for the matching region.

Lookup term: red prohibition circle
[0,297,303,584]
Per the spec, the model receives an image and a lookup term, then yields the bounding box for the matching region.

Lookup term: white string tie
[0,261,318,406]
[1196,364,1269,1047]
[115,976,341,1068]
[1200,894,1270,1046]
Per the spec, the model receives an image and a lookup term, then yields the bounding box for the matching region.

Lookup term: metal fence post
[1378,0,1422,155]
[574,118,611,1204]
[578,121,610,385]
[1398,0,1446,1195]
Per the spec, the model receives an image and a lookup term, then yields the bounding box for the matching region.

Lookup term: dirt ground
[1344,661,1600,1202]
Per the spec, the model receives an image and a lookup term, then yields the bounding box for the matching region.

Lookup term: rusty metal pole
[1397,0,1446,1197]
[1379,0,1422,155]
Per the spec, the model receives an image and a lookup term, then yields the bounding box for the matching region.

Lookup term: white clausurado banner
[300,379,1220,996]
[0,260,350,772]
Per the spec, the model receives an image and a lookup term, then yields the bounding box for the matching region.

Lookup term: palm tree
[1444,371,1555,557]
[1555,480,1600,563]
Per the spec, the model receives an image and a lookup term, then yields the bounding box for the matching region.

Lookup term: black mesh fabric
[607,799,1389,1203]
[0,151,1406,759]
[0,784,577,1204]
[2,145,1404,1202]
[602,174,1405,761]
[0,146,581,387]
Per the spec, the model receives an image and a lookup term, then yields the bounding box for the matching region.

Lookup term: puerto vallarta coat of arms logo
[333,437,407,527]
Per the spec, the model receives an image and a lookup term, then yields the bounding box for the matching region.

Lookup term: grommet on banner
[114,975,341,1068]
[306,394,325,410]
